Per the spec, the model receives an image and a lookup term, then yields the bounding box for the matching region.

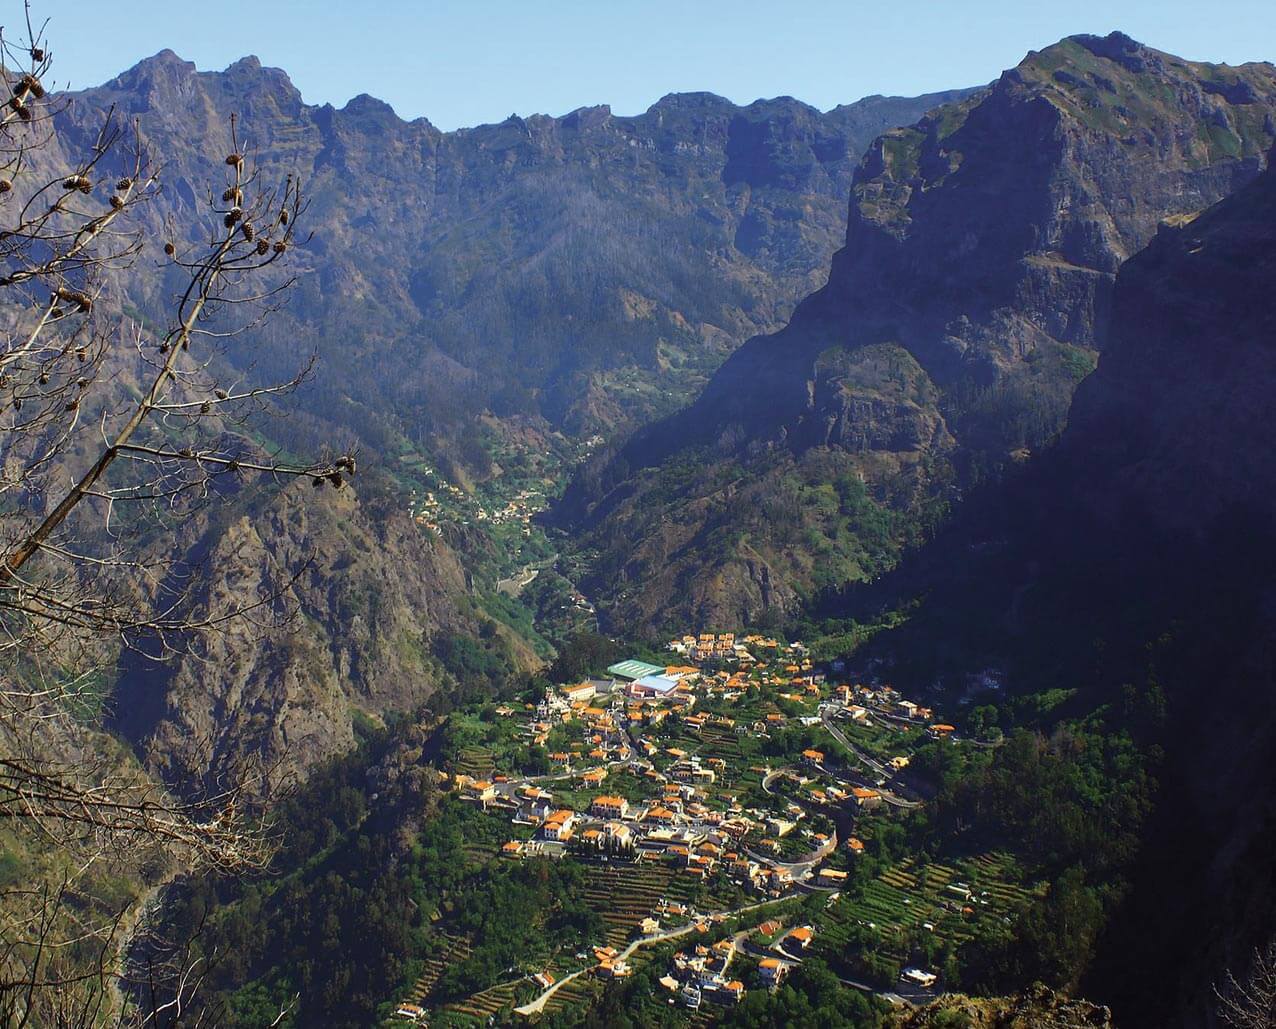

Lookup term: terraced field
[817,851,1040,963]
[400,931,471,1007]
[541,973,603,1017]
[437,979,519,1025]
[453,746,496,778]
[581,864,675,948]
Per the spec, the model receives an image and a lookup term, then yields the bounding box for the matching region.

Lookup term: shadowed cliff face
[839,145,1276,1029]
[1059,152,1276,533]
[560,32,1276,634]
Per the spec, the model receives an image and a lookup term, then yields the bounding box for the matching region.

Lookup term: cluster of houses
[660,936,745,1009]
[451,639,966,922]
[667,631,811,667]
[654,918,820,1010]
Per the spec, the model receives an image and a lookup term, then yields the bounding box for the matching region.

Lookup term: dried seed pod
[213,388,228,400]
[0,180,10,193]
[38,371,49,385]
[255,238,269,255]
[109,195,124,210]
[49,306,64,318]
[77,180,90,194]
[225,153,243,167]
[8,96,24,113]
[30,48,44,62]
[279,208,289,225]
[221,187,242,203]
[75,348,86,362]
[336,455,357,475]
[223,206,243,228]
[178,448,194,458]
[163,241,176,256]
[76,377,88,389]
[116,177,132,191]
[200,401,211,413]
[12,397,21,411]
[65,398,78,411]
[55,288,93,313]
[16,106,30,122]
[241,222,254,241]
[158,342,169,353]
[327,470,344,488]
[272,240,287,254]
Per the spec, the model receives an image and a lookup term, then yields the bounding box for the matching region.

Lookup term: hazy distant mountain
[65,52,974,455]
[558,32,1276,634]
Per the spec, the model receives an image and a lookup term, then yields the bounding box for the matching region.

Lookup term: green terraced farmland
[816,851,1041,965]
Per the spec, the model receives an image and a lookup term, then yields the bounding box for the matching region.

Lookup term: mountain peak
[120,48,196,78]
[226,55,262,73]
[341,93,399,119]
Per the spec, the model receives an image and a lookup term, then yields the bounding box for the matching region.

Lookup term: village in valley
[391,630,1038,1025]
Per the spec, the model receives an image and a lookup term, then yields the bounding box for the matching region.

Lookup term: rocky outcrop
[560,33,1276,633]
[899,985,1113,1029]
[112,481,511,791]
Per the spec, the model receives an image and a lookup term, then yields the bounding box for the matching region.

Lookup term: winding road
[512,897,791,1015]
[820,714,923,809]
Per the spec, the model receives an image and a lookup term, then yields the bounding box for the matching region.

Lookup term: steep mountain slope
[62,54,971,452]
[559,33,1276,633]
[842,139,1276,1028]
[111,479,522,791]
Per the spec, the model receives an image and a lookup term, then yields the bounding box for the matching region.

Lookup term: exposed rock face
[898,985,1117,1029]
[112,483,500,790]
[900,985,1113,1029]
[1059,150,1276,533]
[560,33,1276,634]
[57,56,973,449]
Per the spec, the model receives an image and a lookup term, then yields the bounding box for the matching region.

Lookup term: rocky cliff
[111,480,524,791]
[559,33,1276,633]
[60,54,971,453]
[899,985,1112,1029]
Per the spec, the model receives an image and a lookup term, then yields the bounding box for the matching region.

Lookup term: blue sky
[44,0,1276,130]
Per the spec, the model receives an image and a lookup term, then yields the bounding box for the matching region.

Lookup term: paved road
[513,968,586,1016]
[820,715,922,809]
[514,897,793,1015]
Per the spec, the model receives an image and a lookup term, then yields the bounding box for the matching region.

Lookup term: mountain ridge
[557,31,1276,635]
